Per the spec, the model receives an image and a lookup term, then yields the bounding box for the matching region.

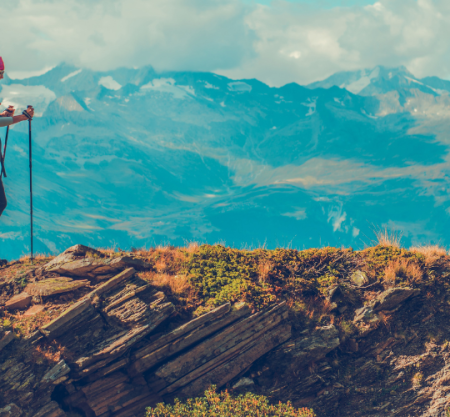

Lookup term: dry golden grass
[140,271,191,295]
[378,311,393,332]
[409,245,448,264]
[18,253,52,263]
[185,242,200,253]
[98,248,116,257]
[32,340,73,364]
[375,227,402,248]
[5,305,66,337]
[384,258,423,285]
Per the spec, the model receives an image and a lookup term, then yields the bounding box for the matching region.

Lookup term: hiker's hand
[11,106,35,125]
[24,106,34,119]
[27,106,34,118]
[0,106,14,117]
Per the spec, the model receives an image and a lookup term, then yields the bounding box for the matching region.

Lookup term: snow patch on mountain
[228,81,252,92]
[140,78,195,99]
[341,67,380,94]
[98,76,122,91]
[203,81,219,89]
[61,69,82,82]
[302,97,317,116]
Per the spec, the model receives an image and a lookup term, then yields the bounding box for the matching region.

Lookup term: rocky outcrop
[372,287,419,311]
[0,245,293,417]
[3,244,444,417]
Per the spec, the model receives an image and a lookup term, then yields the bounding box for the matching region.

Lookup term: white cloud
[1,0,450,86]
[0,0,254,75]
[219,0,450,85]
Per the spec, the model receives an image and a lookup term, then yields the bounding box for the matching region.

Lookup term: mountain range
[0,64,449,260]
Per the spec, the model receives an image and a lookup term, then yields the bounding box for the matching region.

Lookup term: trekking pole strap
[23,110,32,120]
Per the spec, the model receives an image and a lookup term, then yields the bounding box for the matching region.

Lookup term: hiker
[0,56,34,217]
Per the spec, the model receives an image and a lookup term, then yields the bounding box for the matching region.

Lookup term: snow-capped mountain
[0,64,449,259]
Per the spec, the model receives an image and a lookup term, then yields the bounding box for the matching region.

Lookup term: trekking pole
[23,108,33,262]
[0,127,9,179]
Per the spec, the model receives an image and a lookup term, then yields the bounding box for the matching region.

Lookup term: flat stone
[109,256,151,271]
[0,331,14,352]
[25,277,89,297]
[41,360,71,384]
[373,287,419,311]
[23,305,46,317]
[351,270,369,287]
[5,292,32,310]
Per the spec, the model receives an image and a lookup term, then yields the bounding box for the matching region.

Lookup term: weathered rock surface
[25,278,89,297]
[41,360,71,385]
[5,292,32,310]
[129,301,251,376]
[23,305,46,317]
[149,302,291,399]
[280,325,340,363]
[373,287,419,311]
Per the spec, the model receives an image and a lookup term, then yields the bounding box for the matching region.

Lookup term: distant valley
[1,64,449,259]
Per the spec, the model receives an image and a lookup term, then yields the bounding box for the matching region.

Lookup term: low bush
[146,386,315,417]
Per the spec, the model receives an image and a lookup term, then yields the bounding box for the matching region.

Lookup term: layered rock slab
[42,244,151,280]
[68,301,290,416]
[148,302,291,399]
[25,278,89,297]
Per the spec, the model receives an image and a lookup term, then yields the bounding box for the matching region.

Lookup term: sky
[1,0,450,86]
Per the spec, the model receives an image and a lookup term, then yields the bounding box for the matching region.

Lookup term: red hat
[0,57,4,71]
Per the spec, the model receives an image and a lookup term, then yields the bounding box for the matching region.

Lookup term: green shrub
[186,245,359,313]
[146,386,315,417]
